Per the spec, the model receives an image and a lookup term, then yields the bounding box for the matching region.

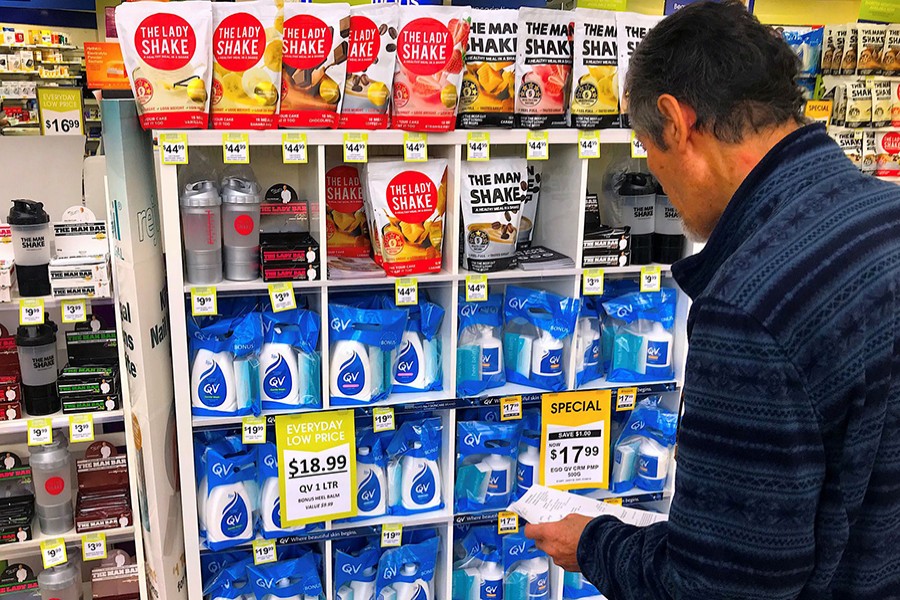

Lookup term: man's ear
[656,94,696,150]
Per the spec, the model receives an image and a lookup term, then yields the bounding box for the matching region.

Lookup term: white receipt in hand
[507,485,668,528]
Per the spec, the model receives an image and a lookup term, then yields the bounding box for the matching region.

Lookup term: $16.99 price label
[540,390,611,490]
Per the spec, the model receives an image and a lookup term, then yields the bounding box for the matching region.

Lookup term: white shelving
[157,127,690,600]
[0,409,124,435]
[0,524,135,561]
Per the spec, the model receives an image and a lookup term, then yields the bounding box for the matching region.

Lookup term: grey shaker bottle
[180,180,223,284]
[38,560,82,600]
[221,176,262,281]
[29,431,73,535]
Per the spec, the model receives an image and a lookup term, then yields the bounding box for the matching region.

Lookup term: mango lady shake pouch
[211,1,281,129]
[115,1,213,129]
[340,3,400,130]
[570,8,619,130]
[325,160,370,258]
[391,6,472,132]
[280,2,351,128]
[515,8,574,129]
[457,9,517,129]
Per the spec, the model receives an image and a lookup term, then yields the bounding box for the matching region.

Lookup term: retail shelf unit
[157,128,691,600]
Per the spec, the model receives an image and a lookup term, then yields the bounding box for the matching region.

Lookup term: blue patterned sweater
[577,124,900,600]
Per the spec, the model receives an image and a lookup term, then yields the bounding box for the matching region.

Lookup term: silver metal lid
[37,561,80,589]
[28,431,69,468]
[221,177,262,205]
[180,180,222,208]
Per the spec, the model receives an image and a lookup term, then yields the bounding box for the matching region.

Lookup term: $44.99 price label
[403,133,428,162]
[540,390,611,490]
[465,275,488,302]
[526,131,549,161]
[394,278,418,306]
[467,132,490,161]
[283,133,308,164]
[159,133,188,165]
[275,410,357,525]
[578,131,600,159]
[344,133,368,163]
[223,133,250,164]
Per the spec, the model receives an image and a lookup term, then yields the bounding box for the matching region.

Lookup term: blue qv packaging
[452,525,504,600]
[201,551,251,591]
[455,420,521,512]
[376,537,440,600]
[563,572,605,600]
[204,557,254,600]
[388,298,445,393]
[329,304,408,405]
[457,293,506,397]
[248,553,324,600]
[189,312,262,417]
[348,427,391,521]
[203,445,256,551]
[260,308,322,410]
[575,296,602,387]
[257,442,323,538]
[503,533,551,600]
[335,542,382,600]
[503,286,580,392]
[386,418,443,516]
[601,287,677,383]
[610,396,677,493]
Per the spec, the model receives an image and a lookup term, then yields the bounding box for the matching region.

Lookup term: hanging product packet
[203,446,256,551]
[457,8,518,129]
[115,0,213,129]
[502,533,551,600]
[455,420,521,513]
[563,572,603,600]
[830,130,861,169]
[391,6,472,132]
[574,296,602,388]
[210,1,281,129]
[781,27,823,78]
[205,557,254,600]
[841,24,858,75]
[457,293,506,397]
[248,555,324,600]
[259,308,321,410]
[570,8,619,129]
[884,25,900,76]
[340,3,400,129]
[516,164,543,251]
[821,25,835,75]
[892,82,900,127]
[325,161,370,258]
[460,158,527,273]
[452,525,504,600]
[873,80,892,128]
[335,543,381,600]
[387,297,445,393]
[366,159,448,276]
[875,132,900,177]
[602,287,677,383]
[830,25,847,74]
[610,396,677,493]
[350,427,390,520]
[328,303,407,406]
[376,537,439,600]
[857,23,886,76]
[386,418,443,516]
[615,12,662,127]
[195,433,244,538]
[188,312,262,417]
[503,285,580,392]
[598,279,639,374]
[515,7,574,129]
[280,2,351,128]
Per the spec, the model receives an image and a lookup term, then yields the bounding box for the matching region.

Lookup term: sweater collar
[672,123,830,299]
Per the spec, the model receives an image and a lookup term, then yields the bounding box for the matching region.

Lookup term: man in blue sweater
[526,2,900,599]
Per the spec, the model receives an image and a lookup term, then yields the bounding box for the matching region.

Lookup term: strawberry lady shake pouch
[340,3,400,130]
[616,12,662,127]
[115,1,213,129]
[391,7,472,132]
[325,160,370,258]
[457,8,517,129]
[515,7,574,129]
[571,8,619,129]
[211,1,281,129]
[280,2,351,128]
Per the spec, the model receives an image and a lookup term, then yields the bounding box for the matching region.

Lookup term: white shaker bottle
[221,176,262,281]
[180,181,223,284]
[38,561,83,600]
[8,199,52,297]
[29,431,74,535]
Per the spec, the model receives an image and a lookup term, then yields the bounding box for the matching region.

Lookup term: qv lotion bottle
[357,446,387,517]
[531,331,563,378]
[206,479,252,546]
[331,340,372,401]
[401,443,441,511]
[393,330,426,390]
[260,341,300,405]
[192,349,237,413]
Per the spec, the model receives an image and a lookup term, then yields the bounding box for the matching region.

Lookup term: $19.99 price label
[540,390,611,490]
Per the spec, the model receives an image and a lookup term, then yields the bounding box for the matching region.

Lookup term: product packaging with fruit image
[515,7,575,129]
[457,8,517,129]
[570,8,620,130]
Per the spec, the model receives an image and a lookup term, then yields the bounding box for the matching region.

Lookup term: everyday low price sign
[275,410,357,525]
[540,390,612,490]
[37,87,83,136]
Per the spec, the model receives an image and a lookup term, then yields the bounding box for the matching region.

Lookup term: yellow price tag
[498,511,519,534]
[282,132,308,164]
[500,396,522,421]
[82,532,107,561]
[804,100,833,126]
[40,539,67,569]
[27,418,52,446]
[465,275,488,302]
[19,298,44,326]
[343,133,368,163]
[61,299,87,323]
[578,131,601,159]
[394,278,418,306]
[467,132,490,161]
[526,131,549,161]
[253,539,277,565]
[582,269,604,296]
[268,282,297,312]
[69,414,95,443]
[640,266,661,292]
[159,133,188,165]
[373,407,395,432]
[615,387,637,411]
[191,286,218,317]
[403,133,428,162]
[242,416,266,444]
[223,132,250,164]
[381,523,403,547]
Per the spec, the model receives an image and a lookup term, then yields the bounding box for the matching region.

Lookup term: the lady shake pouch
[340,3,400,129]
[857,23,886,76]
[457,9,517,129]
[616,12,662,126]
[115,1,213,129]
[515,8,574,129]
[280,2,351,128]
[367,159,447,277]
[210,1,281,129]
[325,160,370,258]
[517,164,542,251]
[460,158,526,273]
[392,6,472,132]
[821,25,835,75]
[570,8,619,130]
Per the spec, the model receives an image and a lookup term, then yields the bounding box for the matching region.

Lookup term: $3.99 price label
[540,390,611,490]
[69,414,94,443]
[275,410,357,525]
[268,282,297,313]
[61,299,87,323]
[82,532,107,561]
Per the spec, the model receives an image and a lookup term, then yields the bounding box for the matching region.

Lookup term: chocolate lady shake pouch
[325,160,370,258]
[280,2,351,128]
[515,8,574,129]
[616,12,662,127]
[460,158,526,273]
[211,1,281,129]
[115,1,213,129]
[392,6,472,132]
[340,3,400,130]
[457,9,517,129]
[367,160,448,276]
[571,8,619,130]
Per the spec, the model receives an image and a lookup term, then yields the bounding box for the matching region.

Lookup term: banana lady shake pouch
[571,8,619,130]
[115,1,213,129]
[367,160,448,277]
[280,2,351,128]
[457,9,517,129]
[515,8,574,129]
[211,1,281,129]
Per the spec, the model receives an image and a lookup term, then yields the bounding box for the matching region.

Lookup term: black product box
[585,193,601,229]
[261,263,320,282]
[583,251,632,268]
[66,329,118,366]
[0,453,35,545]
[260,233,321,281]
[583,225,631,253]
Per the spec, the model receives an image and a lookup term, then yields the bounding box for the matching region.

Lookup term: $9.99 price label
[275,410,357,525]
[540,390,612,490]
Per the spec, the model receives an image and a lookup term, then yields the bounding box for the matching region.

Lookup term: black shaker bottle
[16,320,59,415]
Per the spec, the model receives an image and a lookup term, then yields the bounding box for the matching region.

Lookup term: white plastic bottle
[636,437,670,490]
[206,480,253,545]
[349,567,378,600]
[478,325,503,378]
[521,557,549,600]
[394,565,429,600]
[515,440,539,497]
[197,476,208,533]
[478,557,504,600]
[191,349,237,412]
[531,331,564,378]
[393,330,426,390]
[644,321,673,376]
[356,446,387,517]
[400,443,441,511]
[331,340,372,401]
[481,454,512,502]
[260,341,300,405]
[581,318,600,369]
[260,476,305,535]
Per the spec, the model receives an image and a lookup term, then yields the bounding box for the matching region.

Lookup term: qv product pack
[610,396,677,493]
[601,287,677,383]
[503,286,580,392]
[457,293,506,397]
[260,308,321,410]
[204,556,255,600]
[248,553,325,600]
[455,420,522,512]
[385,418,444,516]
[257,442,308,538]
[354,427,390,520]
[502,533,551,600]
[574,296,602,387]
[376,537,439,600]
[202,444,256,550]
[335,539,382,600]
[451,524,504,600]
[390,299,445,393]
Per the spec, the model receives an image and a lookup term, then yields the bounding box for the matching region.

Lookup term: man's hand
[524,514,594,572]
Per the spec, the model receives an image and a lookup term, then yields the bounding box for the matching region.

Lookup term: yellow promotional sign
[37,87,84,136]
[540,390,612,490]
[804,100,833,126]
[276,410,357,525]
